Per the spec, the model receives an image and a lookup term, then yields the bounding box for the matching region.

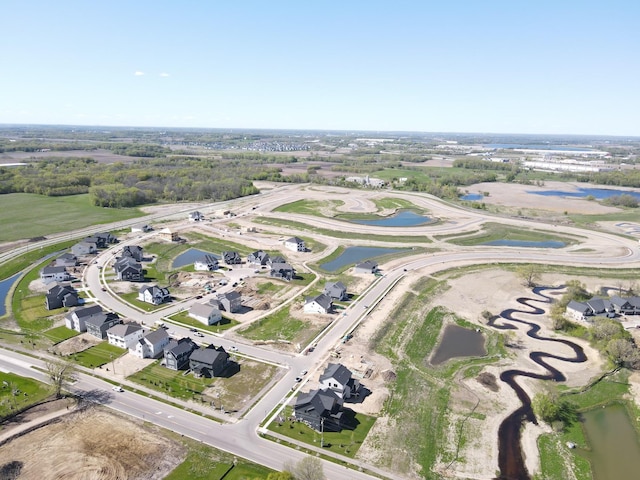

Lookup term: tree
[516,264,540,288]
[46,360,77,398]
[267,472,294,480]
[285,456,325,480]
[531,392,560,425]
[607,338,640,369]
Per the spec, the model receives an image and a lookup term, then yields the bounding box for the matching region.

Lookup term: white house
[40,266,71,284]
[188,303,223,325]
[284,237,306,252]
[107,323,144,350]
[194,254,219,271]
[131,328,170,358]
[304,293,333,314]
[354,260,378,274]
[71,241,97,256]
[319,363,360,400]
[138,285,171,305]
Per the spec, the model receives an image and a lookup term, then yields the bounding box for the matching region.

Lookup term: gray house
[319,363,360,400]
[323,281,348,301]
[55,253,78,268]
[85,312,122,339]
[71,241,97,256]
[270,262,295,281]
[222,251,242,265]
[45,283,78,310]
[294,388,345,432]
[354,260,378,274]
[217,291,242,313]
[194,254,219,271]
[65,304,105,332]
[164,338,199,370]
[114,256,144,282]
[189,345,230,378]
[247,250,270,266]
[122,245,144,262]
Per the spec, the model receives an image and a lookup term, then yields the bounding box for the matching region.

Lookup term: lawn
[269,406,377,458]
[273,199,344,216]
[0,193,142,243]
[42,326,79,344]
[119,292,171,312]
[239,306,306,342]
[70,342,125,368]
[168,311,238,333]
[445,222,579,246]
[0,371,51,418]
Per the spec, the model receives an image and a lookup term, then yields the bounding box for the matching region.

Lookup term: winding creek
[488,286,587,480]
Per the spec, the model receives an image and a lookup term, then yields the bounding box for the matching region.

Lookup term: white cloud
[159,72,170,77]
[134,71,145,76]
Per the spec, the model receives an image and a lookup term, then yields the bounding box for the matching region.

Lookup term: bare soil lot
[0,407,184,480]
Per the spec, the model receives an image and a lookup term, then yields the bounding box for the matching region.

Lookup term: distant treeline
[0,156,292,207]
[0,140,170,157]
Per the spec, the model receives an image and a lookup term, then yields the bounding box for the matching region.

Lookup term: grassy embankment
[0,372,51,419]
[441,222,581,246]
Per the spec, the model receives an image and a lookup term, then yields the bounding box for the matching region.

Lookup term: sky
[1,1,639,136]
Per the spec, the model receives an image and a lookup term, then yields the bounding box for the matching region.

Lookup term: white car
[112,386,124,392]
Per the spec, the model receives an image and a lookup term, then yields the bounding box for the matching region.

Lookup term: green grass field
[445,222,579,247]
[70,342,125,368]
[168,311,238,333]
[0,193,142,242]
[42,326,79,344]
[0,372,51,418]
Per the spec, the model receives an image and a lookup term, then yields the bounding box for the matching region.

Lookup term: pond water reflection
[350,210,433,227]
[0,273,20,317]
[320,246,408,272]
[430,324,486,365]
[172,249,220,269]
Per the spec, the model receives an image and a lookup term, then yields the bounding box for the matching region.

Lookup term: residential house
[65,304,104,332]
[323,281,348,301]
[189,303,223,325]
[294,388,345,432]
[159,227,179,242]
[45,283,78,310]
[194,254,219,271]
[164,338,198,370]
[247,250,270,266]
[566,300,592,322]
[189,211,205,222]
[114,256,144,282]
[610,296,639,315]
[284,237,306,252]
[319,363,360,400]
[586,297,614,317]
[71,241,97,256]
[222,251,242,265]
[85,312,121,339]
[268,255,286,266]
[107,322,144,349]
[40,265,71,284]
[354,260,378,274]
[189,345,230,378]
[131,328,170,359]
[131,224,152,233]
[304,294,333,315]
[54,253,78,268]
[122,245,144,262]
[94,232,117,247]
[138,285,171,305]
[270,262,295,281]
[217,291,242,313]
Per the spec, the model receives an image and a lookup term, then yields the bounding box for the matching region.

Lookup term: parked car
[112,386,124,392]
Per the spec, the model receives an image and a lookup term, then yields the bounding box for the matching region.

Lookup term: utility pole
[320,417,324,447]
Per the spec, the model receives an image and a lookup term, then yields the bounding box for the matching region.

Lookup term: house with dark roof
[65,304,104,332]
[610,295,640,315]
[323,281,348,301]
[55,253,78,268]
[189,345,230,378]
[284,237,306,252]
[319,363,360,400]
[189,303,223,325]
[164,338,198,370]
[194,254,219,271]
[94,232,117,247]
[304,294,333,315]
[586,297,614,316]
[85,312,121,339]
[354,260,378,274]
[131,328,170,358]
[189,211,205,222]
[217,291,242,313]
[114,256,144,282]
[270,262,295,281]
[138,285,171,305]
[248,250,270,266]
[40,265,72,284]
[268,255,286,266]
[294,388,345,432]
[45,283,78,310]
[566,300,592,322]
[122,245,144,262]
[71,241,97,257]
[222,251,242,265]
[107,322,144,349]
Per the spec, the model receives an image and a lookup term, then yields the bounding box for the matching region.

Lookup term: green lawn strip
[373,197,420,211]
[168,310,238,333]
[567,209,640,229]
[256,281,284,295]
[128,358,277,411]
[118,292,169,312]
[186,232,254,256]
[0,240,77,280]
[273,198,344,216]
[11,258,58,332]
[69,342,126,368]
[446,222,580,246]
[253,217,433,243]
[165,441,274,480]
[0,193,143,243]
[143,241,191,273]
[269,406,376,458]
[0,371,51,418]
[239,306,305,342]
[42,326,79,344]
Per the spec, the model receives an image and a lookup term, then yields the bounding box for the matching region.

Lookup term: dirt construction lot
[0,408,184,480]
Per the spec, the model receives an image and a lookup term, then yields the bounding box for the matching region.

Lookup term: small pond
[481,239,565,248]
[460,193,484,201]
[579,403,640,480]
[527,187,640,201]
[0,273,21,317]
[430,324,486,365]
[320,246,408,272]
[172,249,220,269]
[350,210,433,227]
